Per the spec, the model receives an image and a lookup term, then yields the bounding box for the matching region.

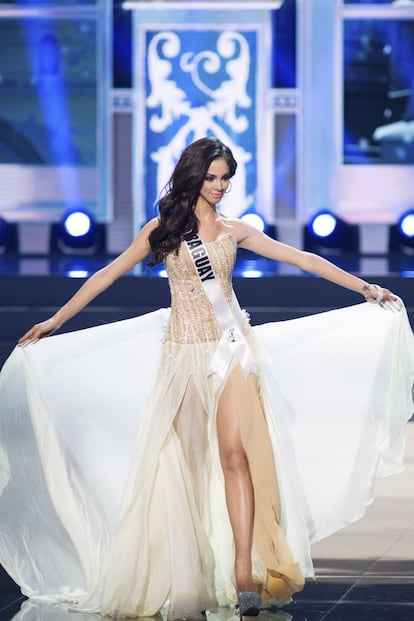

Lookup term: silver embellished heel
[237,591,261,618]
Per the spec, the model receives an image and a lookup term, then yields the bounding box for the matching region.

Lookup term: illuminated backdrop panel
[143,28,257,220]
[299,0,414,225]
[0,3,109,223]
[130,5,275,229]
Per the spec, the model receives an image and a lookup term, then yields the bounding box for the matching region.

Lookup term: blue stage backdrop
[0,3,109,223]
[130,5,276,229]
[144,28,256,218]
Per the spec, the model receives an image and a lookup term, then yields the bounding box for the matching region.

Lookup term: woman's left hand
[363,284,403,311]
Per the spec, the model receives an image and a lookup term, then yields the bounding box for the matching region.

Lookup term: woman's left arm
[235,221,400,306]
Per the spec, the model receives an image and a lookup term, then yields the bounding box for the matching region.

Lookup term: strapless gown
[0,233,413,618]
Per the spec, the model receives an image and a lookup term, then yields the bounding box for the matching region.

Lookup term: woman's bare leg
[216,367,256,592]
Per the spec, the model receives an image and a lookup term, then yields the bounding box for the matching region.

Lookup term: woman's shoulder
[133,217,159,241]
[144,217,160,231]
[216,214,255,244]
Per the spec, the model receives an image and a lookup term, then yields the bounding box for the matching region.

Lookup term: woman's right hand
[18,317,60,346]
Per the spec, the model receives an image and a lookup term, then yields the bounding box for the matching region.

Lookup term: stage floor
[0,424,413,621]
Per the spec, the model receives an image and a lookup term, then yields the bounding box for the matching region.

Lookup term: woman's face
[198,157,231,208]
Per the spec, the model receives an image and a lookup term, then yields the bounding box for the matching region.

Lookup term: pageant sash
[185,233,257,379]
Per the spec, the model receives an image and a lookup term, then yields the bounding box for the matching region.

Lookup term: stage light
[241,268,263,278]
[240,211,266,233]
[310,212,337,238]
[50,208,106,255]
[389,210,414,261]
[66,268,91,279]
[0,217,18,254]
[399,210,414,239]
[304,211,359,255]
[63,211,93,238]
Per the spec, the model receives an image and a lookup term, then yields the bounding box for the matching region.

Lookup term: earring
[225,181,232,194]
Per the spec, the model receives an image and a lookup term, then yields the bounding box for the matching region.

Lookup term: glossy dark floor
[1,428,413,621]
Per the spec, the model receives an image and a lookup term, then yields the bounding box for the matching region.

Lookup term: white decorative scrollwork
[147,32,190,132]
[146,29,254,216]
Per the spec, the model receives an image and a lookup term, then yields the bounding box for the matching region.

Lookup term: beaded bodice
[164,232,237,344]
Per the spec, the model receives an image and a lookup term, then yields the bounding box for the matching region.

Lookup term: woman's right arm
[18,218,158,345]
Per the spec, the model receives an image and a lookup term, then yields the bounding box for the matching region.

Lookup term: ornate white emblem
[146,30,255,216]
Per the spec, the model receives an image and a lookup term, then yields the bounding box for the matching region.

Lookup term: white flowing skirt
[0,303,413,618]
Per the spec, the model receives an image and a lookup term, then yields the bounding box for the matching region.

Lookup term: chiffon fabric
[0,233,413,619]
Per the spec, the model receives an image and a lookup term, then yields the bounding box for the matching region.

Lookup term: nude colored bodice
[164,233,237,344]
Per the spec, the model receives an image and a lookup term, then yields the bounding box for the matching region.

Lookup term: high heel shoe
[237,591,261,618]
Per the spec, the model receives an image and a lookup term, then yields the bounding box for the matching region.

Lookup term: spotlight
[66,268,90,278]
[310,212,337,238]
[389,210,414,269]
[50,208,106,255]
[0,217,18,254]
[241,268,263,278]
[63,211,93,238]
[399,210,414,239]
[240,211,266,233]
[304,211,359,255]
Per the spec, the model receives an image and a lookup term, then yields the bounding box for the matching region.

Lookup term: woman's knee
[220,445,249,474]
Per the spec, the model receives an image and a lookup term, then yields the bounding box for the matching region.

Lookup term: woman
[0,137,413,620]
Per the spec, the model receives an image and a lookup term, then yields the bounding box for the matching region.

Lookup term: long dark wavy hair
[148,137,237,265]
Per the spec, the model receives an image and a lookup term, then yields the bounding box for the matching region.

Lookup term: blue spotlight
[310,211,338,238]
[240,211,266,233]
[399,210,414,238]
[63,210,93,238]
[241,268,264,278]
[50,208,106,255]
[305,211,359,255]
[66,269,90,278]
[389,211,414,269]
